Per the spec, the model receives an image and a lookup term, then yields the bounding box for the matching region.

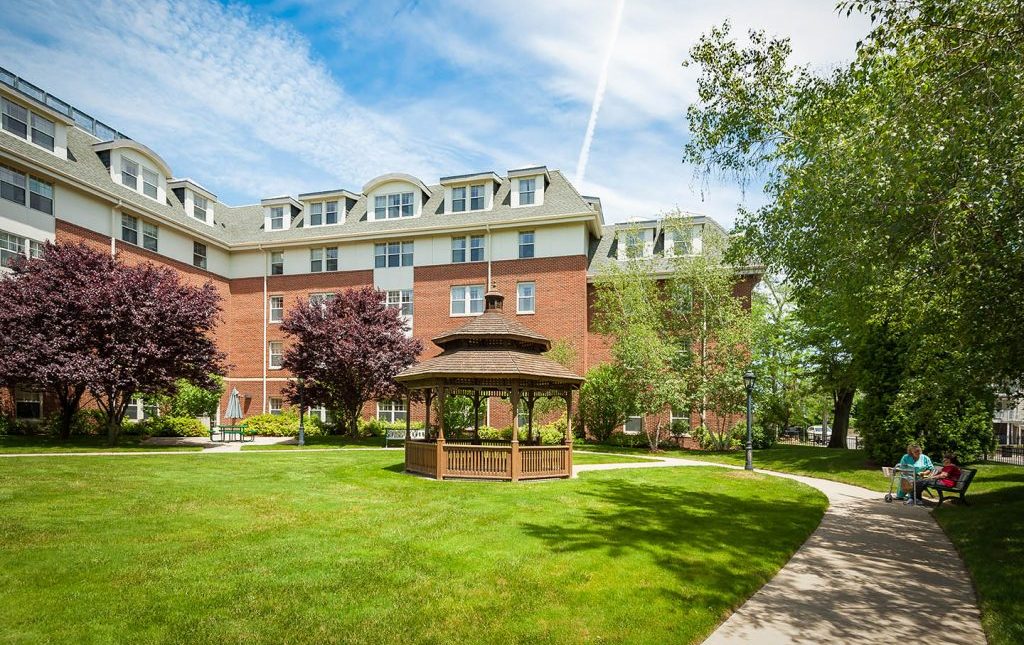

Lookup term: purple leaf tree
[281,286,422,436]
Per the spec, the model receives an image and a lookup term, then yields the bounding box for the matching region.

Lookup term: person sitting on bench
[897,443,933,500]
[914,453,961,502]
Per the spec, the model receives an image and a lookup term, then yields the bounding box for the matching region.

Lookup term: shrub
[241,412,326,437]
[606,431,648,448]
[135,416,208,437]
[694,423,740,451]
[579,364,636,442]
[751,423,778,449]
[359,417,424,438]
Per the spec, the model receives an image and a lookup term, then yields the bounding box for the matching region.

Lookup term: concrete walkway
[575,457,986,645]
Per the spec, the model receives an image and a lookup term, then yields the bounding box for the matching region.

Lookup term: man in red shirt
[914,453,962,501]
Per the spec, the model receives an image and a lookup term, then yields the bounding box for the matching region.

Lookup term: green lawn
[0,434,203,453]
[0,451,825,644]
[239,435,390,450]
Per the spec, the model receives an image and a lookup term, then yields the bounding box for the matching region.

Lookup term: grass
[577,442,1024,645]
[0,434,203,453]
[0,450,825,644]
[239,436,390,450]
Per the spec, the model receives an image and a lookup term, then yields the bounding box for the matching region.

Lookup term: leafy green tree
[578,364,636,443]
[170,376,224,419]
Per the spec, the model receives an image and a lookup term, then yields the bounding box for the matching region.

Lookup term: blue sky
[0,0,869,228]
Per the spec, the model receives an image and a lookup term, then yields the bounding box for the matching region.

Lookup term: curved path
[575,457,986,645]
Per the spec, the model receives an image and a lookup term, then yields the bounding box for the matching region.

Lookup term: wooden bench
[384,427,425,447]
[922,468,977,506]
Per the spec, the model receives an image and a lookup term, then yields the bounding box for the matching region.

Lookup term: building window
[30,113,55,152]
[452,186,466,212]
[142,168,159,200]
[377,400,407,423]
[270,251,284,275]
[517,282,535,314]
[28,177,53,215]
[386,289,414,316]
[193,242,207,269]
[670,407,689,434]
[451,236,466,263]
[623,416,643,435]
[308,202,322,226]
[452,235,485,263]
[518,231,535,259]
[142,222,158,252]
[126,396,158,421]
[14,388,42,419]
[1,97,29,139]
[310,248,323,273]
[309,405,332,423]
[269,397,283,415]
[374,241,413,268]
[121,157,139,190]
[325,247,338,271]
[193,194,208,220]
[268,341,283,369]
[325,201,339,224]
[270,206,284,230]
[470,184,485,210]
[1,164,27,205]
[121,214,138,245]
[519,178,536,206]
[374,192,414,219]
[310,293,335,308]
[0,231,42,266]
[269,295,284,323]
[451,285,485,316]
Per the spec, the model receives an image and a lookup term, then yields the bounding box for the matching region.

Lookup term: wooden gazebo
[394,288,583,481]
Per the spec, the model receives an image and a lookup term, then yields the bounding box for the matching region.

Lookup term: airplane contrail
[574,0,626,188]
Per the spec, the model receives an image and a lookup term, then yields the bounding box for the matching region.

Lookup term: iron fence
[990,445,1024,466]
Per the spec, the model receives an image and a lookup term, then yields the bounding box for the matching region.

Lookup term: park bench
[384,427,425,447]
[922,467,977,506]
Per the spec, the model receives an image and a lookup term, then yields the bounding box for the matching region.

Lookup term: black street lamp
[297,376,306,447]
[744,370,756,471]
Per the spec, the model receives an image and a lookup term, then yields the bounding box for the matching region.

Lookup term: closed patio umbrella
[225,388,243,421]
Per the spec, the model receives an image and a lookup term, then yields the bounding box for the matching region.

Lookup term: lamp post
[744,370,756,471]
[297,376,306,447]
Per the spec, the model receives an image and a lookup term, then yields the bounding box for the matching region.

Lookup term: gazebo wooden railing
[394,288,583,481]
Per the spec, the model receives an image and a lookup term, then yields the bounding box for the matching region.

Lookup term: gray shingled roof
[0,124,598,248]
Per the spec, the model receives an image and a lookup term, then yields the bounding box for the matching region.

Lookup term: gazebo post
[404,389,412,440]
[510,386,520,482]
[436,384,447,480]
[564,392,574,477]
[527,392,536,445]
[423,388,433,440]
[472,389,481,445]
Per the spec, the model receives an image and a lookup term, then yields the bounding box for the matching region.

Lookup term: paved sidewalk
[575,458,986,645]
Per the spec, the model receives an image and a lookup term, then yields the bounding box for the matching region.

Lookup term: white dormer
[362,173,430,221]
[168,178,217,225]
[261,196,302,232]
[93,139,172,204]
[617,224,656,260]
[298,188,358,227]
[1,88,72,159]
[439,171,500,214]
[508,166,549,208]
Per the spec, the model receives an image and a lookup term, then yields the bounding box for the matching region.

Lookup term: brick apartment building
[0,69,760,434]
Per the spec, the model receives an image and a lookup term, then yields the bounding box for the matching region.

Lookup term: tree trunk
[827,387,855,449]
[55,385,86,440]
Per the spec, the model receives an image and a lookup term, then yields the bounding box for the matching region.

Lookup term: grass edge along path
[0,434,203,453]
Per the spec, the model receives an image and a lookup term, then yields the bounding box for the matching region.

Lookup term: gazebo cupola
[394,288,583,481]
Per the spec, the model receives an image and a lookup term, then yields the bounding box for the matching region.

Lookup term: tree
[281,286,422,436]
[578,363,636,442]
[89,258,226,445]
[532,340,578,421]
[168,375,225,419]
[0,243,108,438]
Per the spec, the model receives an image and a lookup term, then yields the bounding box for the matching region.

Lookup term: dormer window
[452,187,466,212]
[374,192,413,220]
[309,203,322,226]
[1,97,28,138]
[31,114,55,152]
[270,206,284,230]
[193,194,208,221]
[142,168,158,199]
[307,200,340,227]
[519,178,536,206]
[2,95,64,156]
[121,157,138,190]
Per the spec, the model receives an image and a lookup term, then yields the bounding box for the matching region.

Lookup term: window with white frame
[14,388,42,419]
[670,407,689,434]
[451,235,484,263]
[2,164,53,215]
[142,222,158,252]
[519,178,536,206]
[269,295,284,323]
[518,231,535,259]
[193,241,207,270]
[270,206,285,230]
[121,214,138,245]
[28,178,53,215]
[192,194,208,220]
[386,289,413,316]
[121,156,139,190]
[621,231,644,259]
[665,229,691,256]
[451,285,485,316]
[30,113,55,152]
[309,405,332,423]
[470,184,485,210]
[0,230,42,267]
[269,397,283,415]
[2,98,57,153]
[1,97,29,139]
[623,415,643,434]
[452,186,466,212]
[325,201,339,225]
[517,282,535,314]
[308,202,323,226]
[373,192,414,219]
[309,292,335,308]
[270,251,284,275]
[310,248,323,273]
[268,341,283,369]
[126,396,158,421]
[451,236,466,263]
[377,400,406,423]
[374,241,413,268]
[142,167,159,200]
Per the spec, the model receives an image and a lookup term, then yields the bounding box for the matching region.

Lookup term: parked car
[783,426,803,439]
[807,425,832,444]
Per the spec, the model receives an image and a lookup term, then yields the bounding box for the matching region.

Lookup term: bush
[359,417,424,438]
[751,423,778,449]
[242,412,326,437]
[579,364,636,442]
[694,423,741,451]
[135,416,207,437]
